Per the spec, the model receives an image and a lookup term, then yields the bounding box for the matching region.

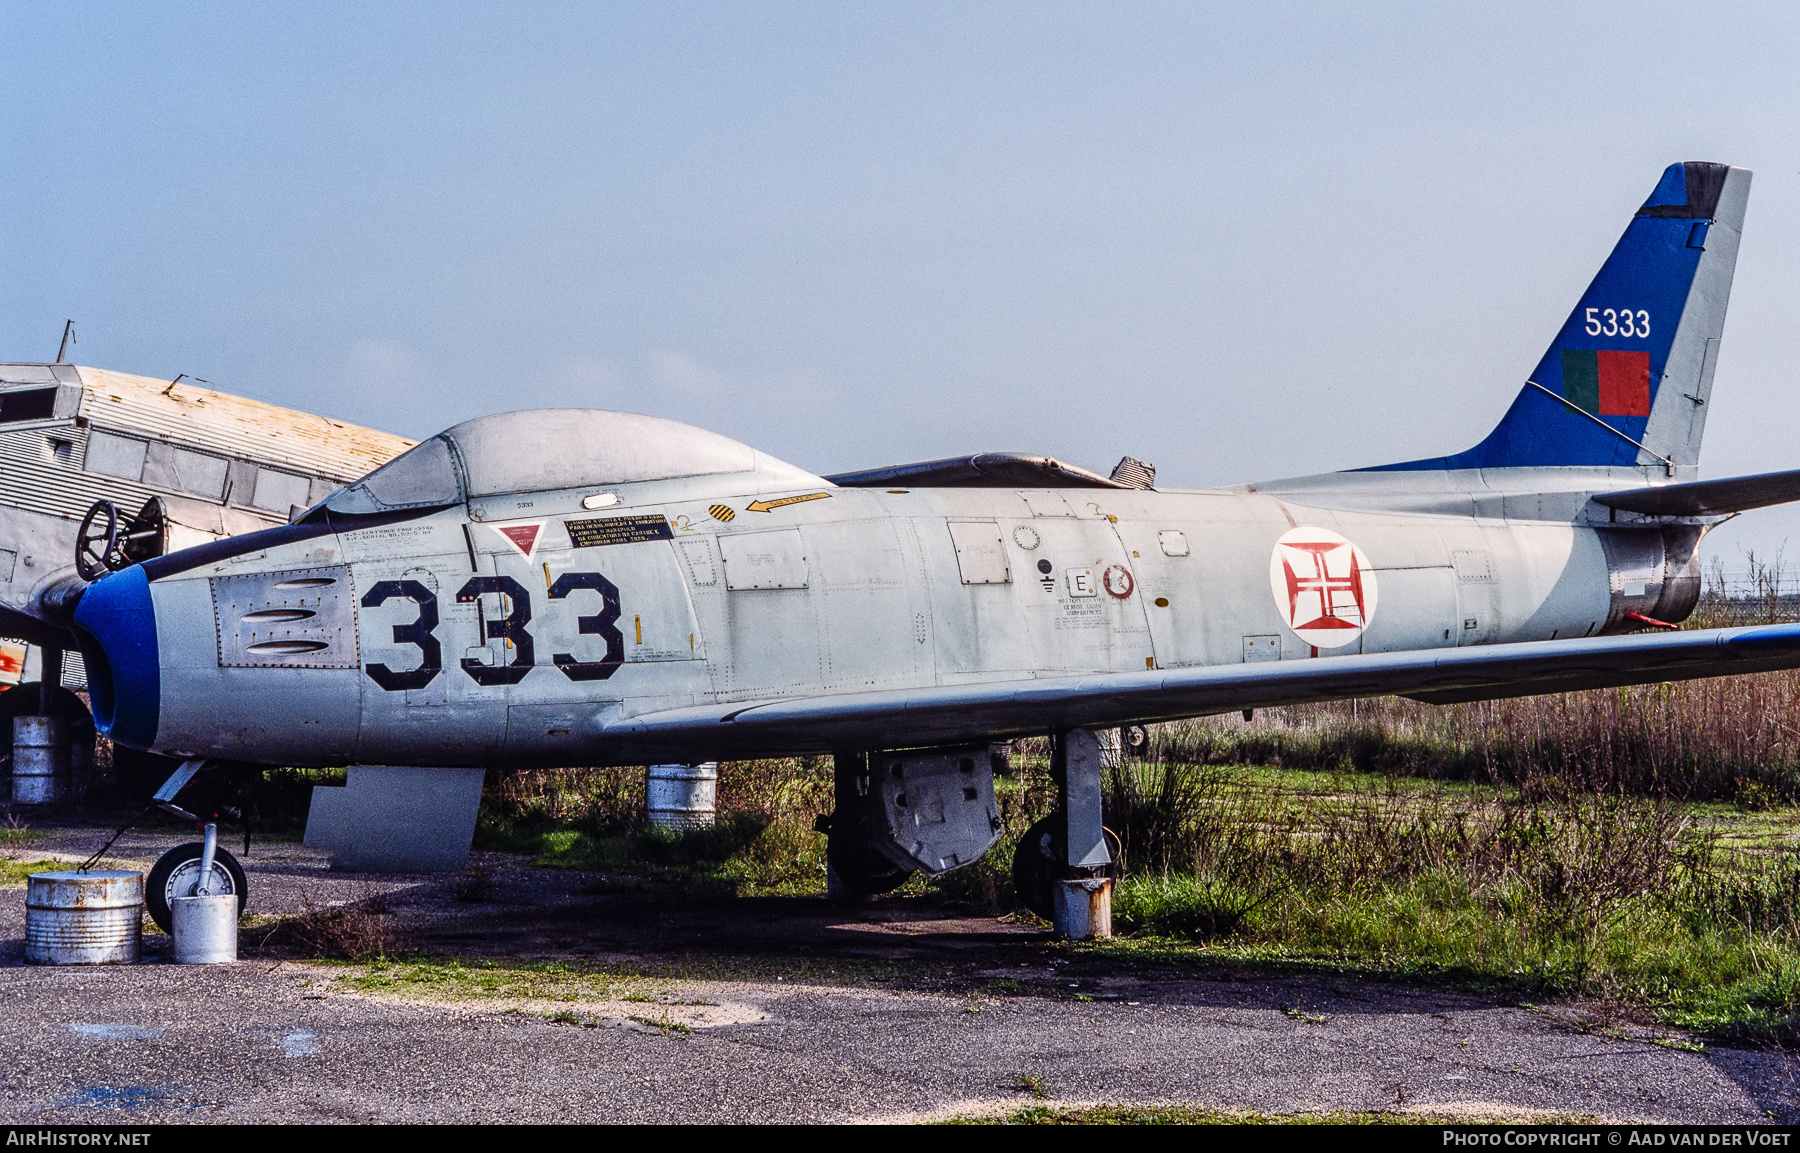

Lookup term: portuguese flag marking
[1561,349,1651,417]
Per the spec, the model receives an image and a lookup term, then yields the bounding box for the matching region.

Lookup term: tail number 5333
[1584,307,1649,338]
[360,573,625,691]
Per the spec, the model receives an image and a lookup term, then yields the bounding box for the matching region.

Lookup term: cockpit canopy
[321,409,821,515]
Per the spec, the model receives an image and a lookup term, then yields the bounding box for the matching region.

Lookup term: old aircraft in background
[0,360,412,789]
[65,160,1800,938]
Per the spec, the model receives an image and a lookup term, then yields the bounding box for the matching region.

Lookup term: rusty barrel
[25,870,143,964]
[1052,877,1113,941]
[12,715,66,805]
[646,762,718,829]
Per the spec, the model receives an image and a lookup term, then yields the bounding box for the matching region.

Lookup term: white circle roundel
[1267,526,1379,649]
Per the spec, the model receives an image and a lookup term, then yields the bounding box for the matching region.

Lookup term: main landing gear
[820,730,1122,939]
[1011,818,1120,921]
[821,752,913,899]
[1008,728,1120,939]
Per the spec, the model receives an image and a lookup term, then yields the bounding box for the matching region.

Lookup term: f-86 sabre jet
[67,161,1800,938]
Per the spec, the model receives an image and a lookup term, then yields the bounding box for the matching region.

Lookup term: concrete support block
[304,766,486,872]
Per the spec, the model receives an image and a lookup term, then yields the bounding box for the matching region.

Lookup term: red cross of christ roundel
[1267,526,1379,649]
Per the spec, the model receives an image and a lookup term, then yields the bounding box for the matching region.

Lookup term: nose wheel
[145,842,248,934]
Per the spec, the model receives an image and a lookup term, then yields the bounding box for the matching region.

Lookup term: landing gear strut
[1009,728,1119,939]
[822,751,911,900]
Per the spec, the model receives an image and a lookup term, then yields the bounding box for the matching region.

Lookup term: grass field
[459,665,1800,1047]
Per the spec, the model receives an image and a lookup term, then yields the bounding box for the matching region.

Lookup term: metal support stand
[11,715,66,805]
[1050,728,1113,940]
[646,762,718,829]
[173,826,237,964]
[304,766,485,872]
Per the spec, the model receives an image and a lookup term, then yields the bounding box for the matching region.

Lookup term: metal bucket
[171,894,239,964]
[12,715,66,805]
[24,870,143,964]
[646,762,718,829]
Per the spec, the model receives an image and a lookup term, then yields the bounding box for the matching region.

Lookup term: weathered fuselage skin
[76,161,1753,770]
[129,470,1670,769]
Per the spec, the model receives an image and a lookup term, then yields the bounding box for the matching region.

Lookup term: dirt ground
[2,811,1797,1125]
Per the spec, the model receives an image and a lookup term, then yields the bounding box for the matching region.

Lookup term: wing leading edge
[602,624,1800,760]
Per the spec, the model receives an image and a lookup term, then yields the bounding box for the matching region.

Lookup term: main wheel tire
[145,842,248,934]
[1011,817,1123,920]
[825,815,912,897]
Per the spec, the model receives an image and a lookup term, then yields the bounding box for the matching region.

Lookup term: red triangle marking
[1292,615,1360,630]
[496,523,542,557]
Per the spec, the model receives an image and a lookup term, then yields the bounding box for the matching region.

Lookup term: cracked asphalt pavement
[2,816,1796,1124]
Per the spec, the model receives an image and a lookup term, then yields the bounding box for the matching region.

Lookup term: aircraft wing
[604,624,1800,757]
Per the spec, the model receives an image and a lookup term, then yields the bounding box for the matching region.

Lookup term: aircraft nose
[70,565,160,750]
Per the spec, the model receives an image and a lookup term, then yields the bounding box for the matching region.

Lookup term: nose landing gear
[80,756,253,934]
[145,838,248,934]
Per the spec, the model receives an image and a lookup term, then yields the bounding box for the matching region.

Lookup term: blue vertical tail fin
[1366,162,1750,479]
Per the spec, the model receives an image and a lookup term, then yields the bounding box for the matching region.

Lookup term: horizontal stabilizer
[1593,467,1800,517]
[826,452,1127,490]
[605,623,1800,760]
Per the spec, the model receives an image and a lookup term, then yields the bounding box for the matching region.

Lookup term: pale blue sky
[5,2,1800,567]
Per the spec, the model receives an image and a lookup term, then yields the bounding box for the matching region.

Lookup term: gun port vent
[239,609,316,624]
[244,640,330,655]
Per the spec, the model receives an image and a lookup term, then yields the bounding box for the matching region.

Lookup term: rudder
[1368,162,1750,478]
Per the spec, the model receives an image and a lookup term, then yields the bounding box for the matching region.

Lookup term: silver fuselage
[136,475,1663,768]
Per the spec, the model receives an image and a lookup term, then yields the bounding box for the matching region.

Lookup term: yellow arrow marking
[745,492,832,514]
